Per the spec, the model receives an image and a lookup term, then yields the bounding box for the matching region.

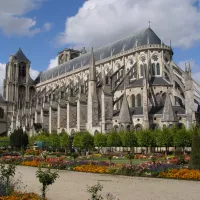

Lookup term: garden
[0,126,200,199]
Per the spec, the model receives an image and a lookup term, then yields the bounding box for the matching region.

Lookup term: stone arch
[176,123,184,129]
[94,130,100,136]
[113,125,119,132]
[127,125,131,132]
[169,124,173,129]
[61,128,66,133]
[131,94,135,108]
[136,94,142,107]
[18,85,26,109]
[120,125,124,131]
[135,124,143,131]
[0,107,4,119]
[150,123,159,130]
[29,86,35,101]
[175,96,183,107]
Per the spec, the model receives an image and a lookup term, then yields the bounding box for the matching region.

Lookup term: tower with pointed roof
[4,48,36,133]
[87,48,100,133]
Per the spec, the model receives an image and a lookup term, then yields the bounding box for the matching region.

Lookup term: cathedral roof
[118,92,132,124]
[15,48,30,63]
[40,27,163,83]
[0,93,6,102]
[161,93,177,122]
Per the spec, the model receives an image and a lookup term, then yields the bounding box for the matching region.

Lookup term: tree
[173,128,192,151]
[107,132,122,151]
[49,133,60,151]
[156,128,173,154]
[189,127,200,169]
[80,132,94,150]
[10,128,29,150]
[73,133,81,149]
[60,132,69,155]
[136,130,156,154]
[94,133,107,151]
[120,131,138,152]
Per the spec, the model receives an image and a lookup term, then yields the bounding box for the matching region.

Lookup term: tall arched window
[131,95,135,107]
[140,64,144,77]
[137,94,142,107]
[156,63,160,75]
[152,63,155,75]
[0,107,4,119]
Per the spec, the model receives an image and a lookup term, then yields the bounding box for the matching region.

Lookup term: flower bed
[0,192,43,200]
[159,168,200,180]
[73,165,109,173]
[21,160,42,167]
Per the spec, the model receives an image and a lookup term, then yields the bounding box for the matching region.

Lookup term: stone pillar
[77,99,80,131]
[57,102,61,133]
[49,105,52,134]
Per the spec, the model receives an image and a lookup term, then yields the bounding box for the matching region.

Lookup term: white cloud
[48,56,58,69]
[57,0,200,49]
[0,0,51,36]
[30,68,39,80]
[0,63,6,94]
[43,22,52,32]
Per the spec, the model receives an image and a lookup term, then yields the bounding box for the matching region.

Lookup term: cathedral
[1,27,200,136]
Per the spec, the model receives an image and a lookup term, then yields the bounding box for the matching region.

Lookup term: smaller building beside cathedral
[1,27,200,136]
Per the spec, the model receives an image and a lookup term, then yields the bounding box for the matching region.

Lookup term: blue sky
[0,0,200,90]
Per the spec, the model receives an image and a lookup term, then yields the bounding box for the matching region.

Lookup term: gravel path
[15,166,200,200]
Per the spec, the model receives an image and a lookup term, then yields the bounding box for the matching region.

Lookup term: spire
[89,48,96,81]
[185,63,187,72]
[15,48,30,63]
[161,92,177,122]
[118,90,132,124]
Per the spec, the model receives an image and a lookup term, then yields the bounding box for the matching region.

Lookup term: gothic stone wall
[69,104,77,128]
[60,107,67,128]
[43,111,49,131]
[51,109,57,132]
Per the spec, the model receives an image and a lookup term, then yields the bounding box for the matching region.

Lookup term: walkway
[15,166,200,200]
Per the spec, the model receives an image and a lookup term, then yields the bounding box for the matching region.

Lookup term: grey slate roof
[15,48,30,63]
[149,77,171,86]
[40,27,162,83]
[114,106,185,116]
[0,93,6,102]
[118,92,132,124]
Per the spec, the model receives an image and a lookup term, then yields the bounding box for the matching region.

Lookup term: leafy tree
[189,127,200,169]
[36,167,59,200]
[136,130,156,154]
[80,132,94,150]
[156,128,173,154]
[0,137,10,148]
[107,132,122,151]
[49,133,60,150]
[60,132,69,154]
[10,128,29,150]
[120,131,138,151]
[173,128,192,150]
[73,133,81,149]
[94,133,107,151]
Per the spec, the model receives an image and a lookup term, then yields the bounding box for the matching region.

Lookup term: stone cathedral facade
[1,27,200,136]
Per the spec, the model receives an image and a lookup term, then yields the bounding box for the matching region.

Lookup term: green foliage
[107,132,122,147]
[73,133,81,148]
[120,131,137,148]
[0,164,16,196]
[10,128,29,149]
[36,167,59,200]
[80,132,94,150]
[60,132,69,154]
[189,128,200,169]
[173,127,192,148]
[87,182,103,200]
[136,130,156,147]
[0,137,10,148]
[125,152,134,166]
[94,133,107,148]
[156,128,173,148]
[49,133,60,148]
[71,152,79,162]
